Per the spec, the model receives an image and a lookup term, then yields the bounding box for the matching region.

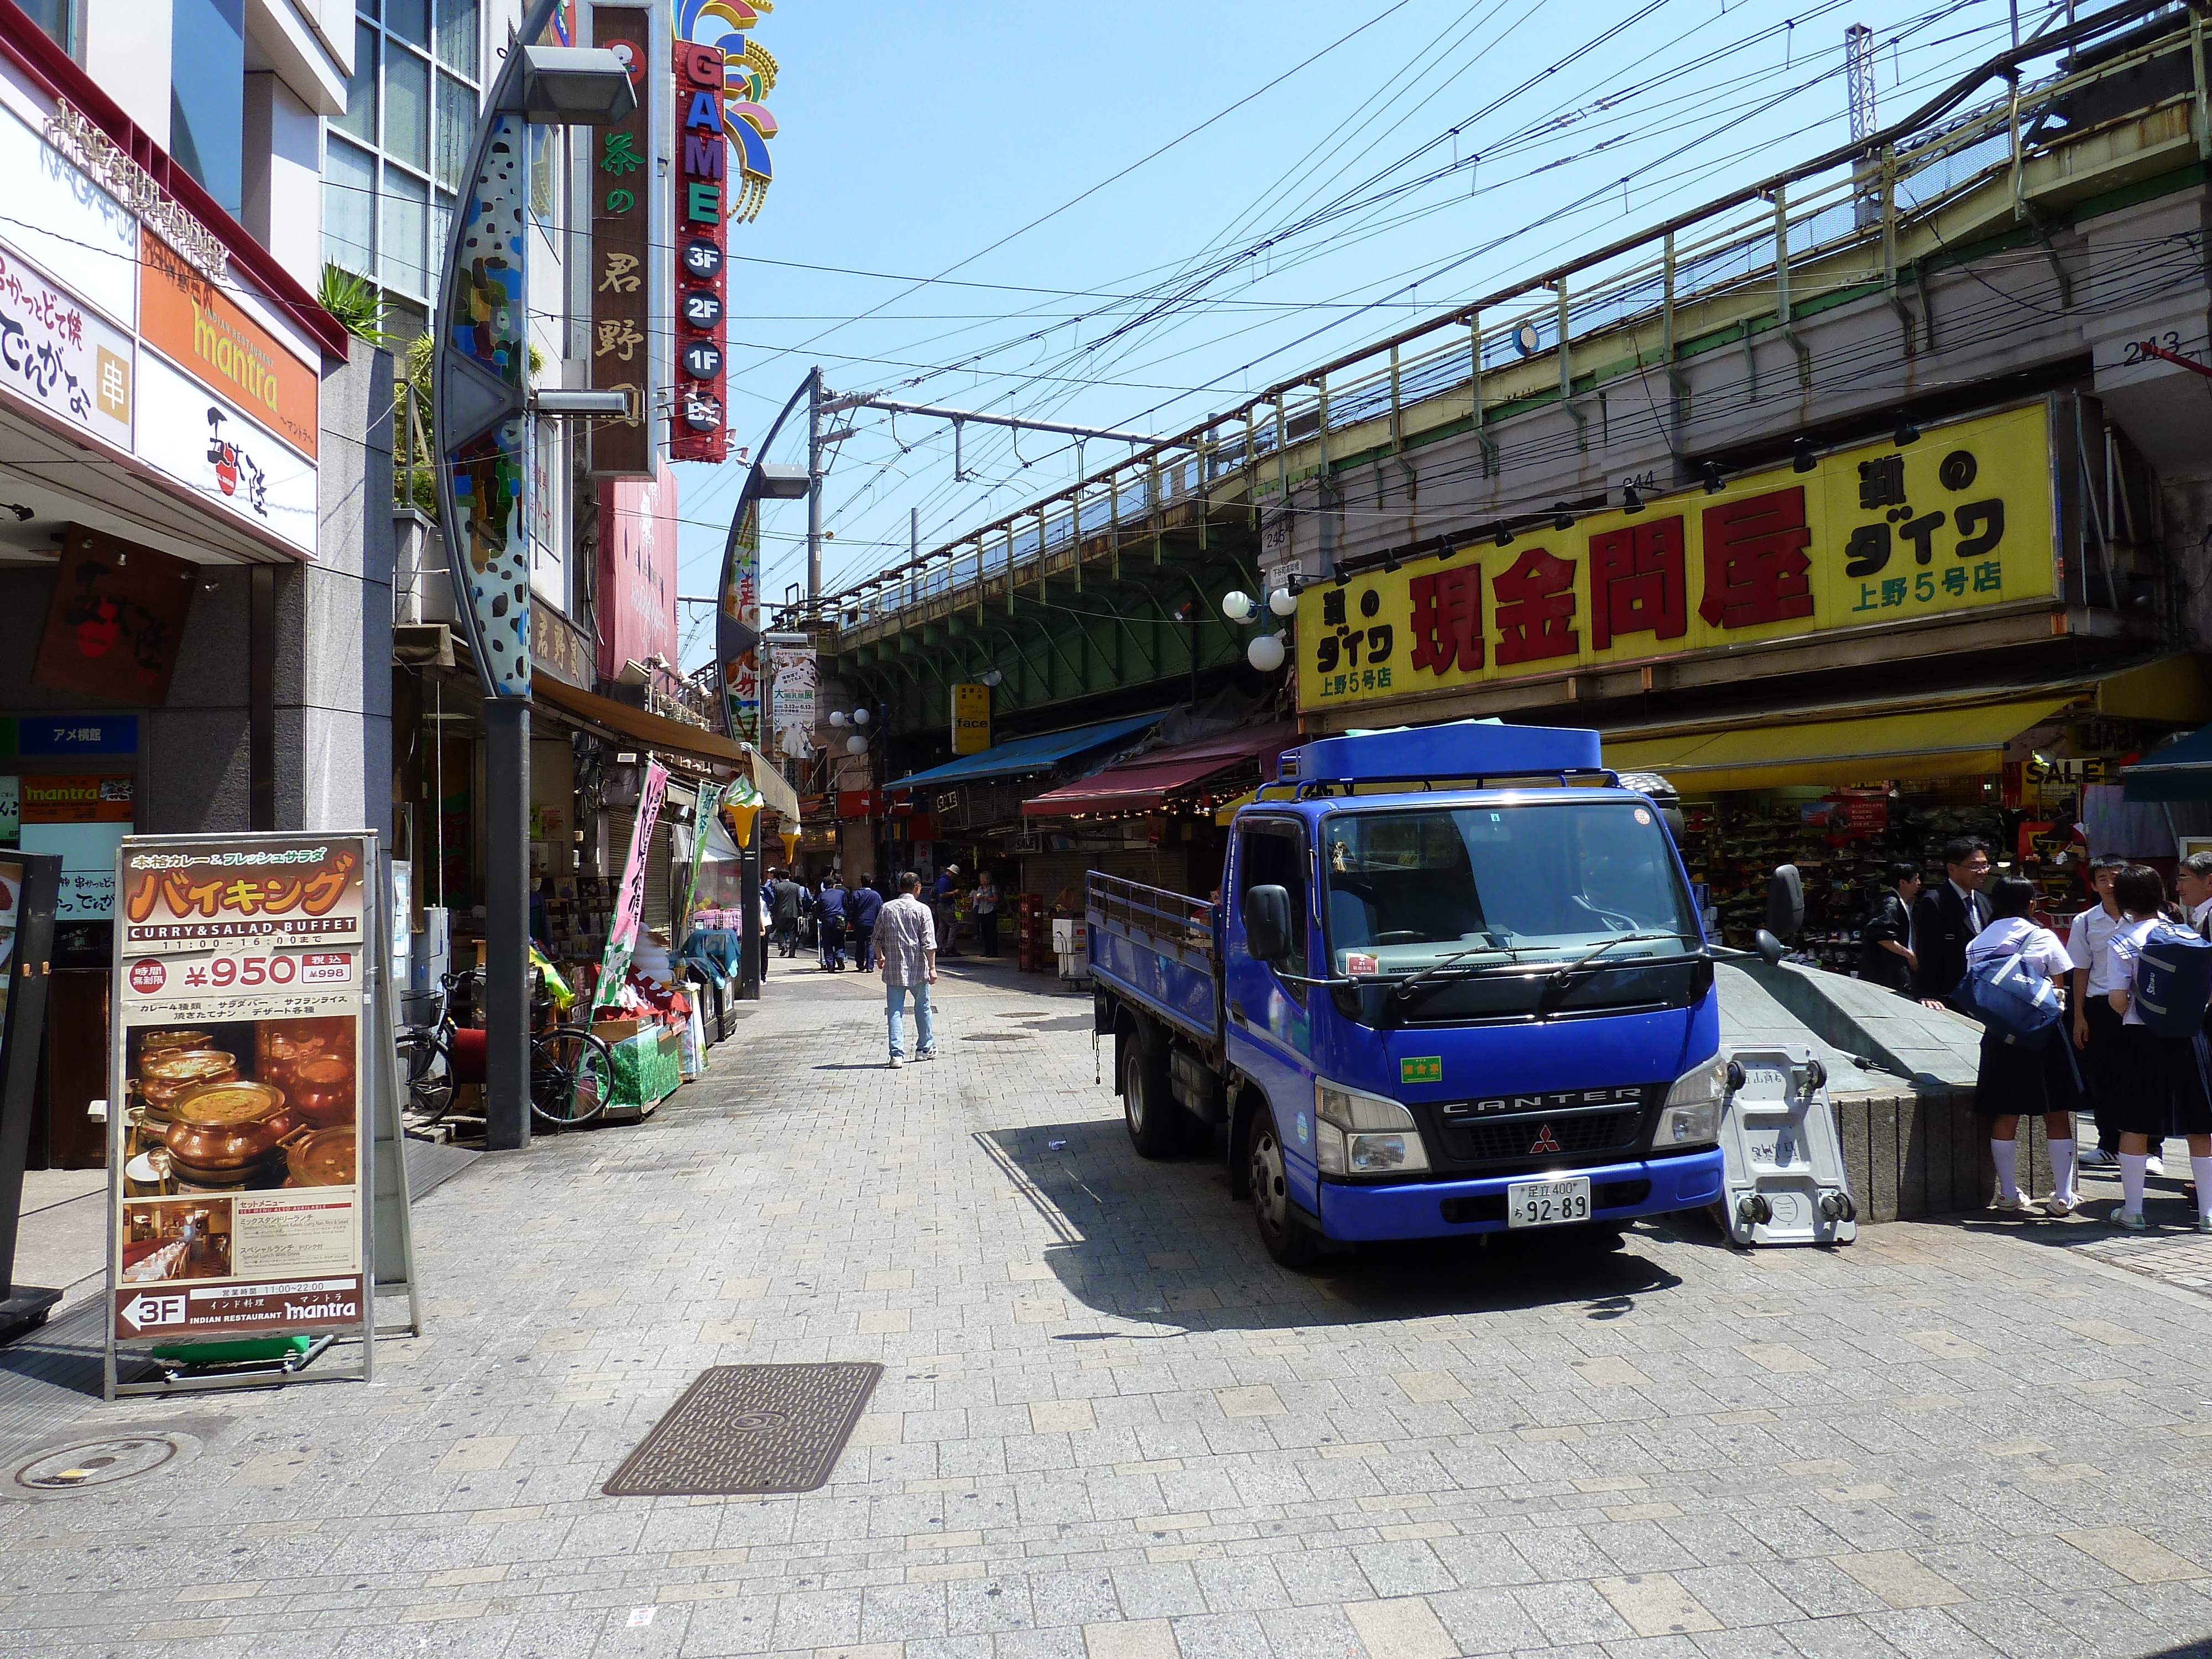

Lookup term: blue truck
[1088,721,1769,1267]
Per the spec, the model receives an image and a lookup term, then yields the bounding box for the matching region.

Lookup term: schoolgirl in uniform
[1966,878,2085,1215]
[2103,865,2212,1232]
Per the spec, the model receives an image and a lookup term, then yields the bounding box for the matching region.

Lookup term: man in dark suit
[1912,836,1992,1009]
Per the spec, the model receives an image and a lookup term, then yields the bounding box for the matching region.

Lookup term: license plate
[1506,1176,1592,1228]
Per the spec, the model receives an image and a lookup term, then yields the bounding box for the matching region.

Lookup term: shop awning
[529,676,800,820]
[890,711,1165,790]
[1022,721,1297,818]
[1605,697,2073,795]
[2121,723,2212,802]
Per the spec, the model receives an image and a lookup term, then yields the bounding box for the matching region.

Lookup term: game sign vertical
[107,836,375,1368]
[670,41,729,463]
[589,5,655,479]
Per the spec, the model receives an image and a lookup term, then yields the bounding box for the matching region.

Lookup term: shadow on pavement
[977,1120,1692,1333]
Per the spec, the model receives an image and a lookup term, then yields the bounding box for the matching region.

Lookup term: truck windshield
[1321,800,1698,977]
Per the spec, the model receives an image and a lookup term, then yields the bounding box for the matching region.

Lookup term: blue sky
[667,0,2080,668]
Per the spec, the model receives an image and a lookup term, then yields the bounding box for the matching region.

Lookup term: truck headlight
[1314,1079,1430,1175]
[1655,1057,1724,1151]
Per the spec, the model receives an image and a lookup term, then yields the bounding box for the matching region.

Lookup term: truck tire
[1245,1108,1324,1270]
[1121,1028,1189,1158]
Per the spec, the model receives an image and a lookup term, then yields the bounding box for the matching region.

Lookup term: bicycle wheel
[530,1026,614,1129]
[398,1031,455,1121]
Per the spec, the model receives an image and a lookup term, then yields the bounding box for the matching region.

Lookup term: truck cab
[1089,722,1729,1267]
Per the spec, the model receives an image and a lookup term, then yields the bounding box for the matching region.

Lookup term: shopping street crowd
[1856,836,2212,1231]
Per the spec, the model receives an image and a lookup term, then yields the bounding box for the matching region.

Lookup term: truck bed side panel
[1089,916,1219,1045]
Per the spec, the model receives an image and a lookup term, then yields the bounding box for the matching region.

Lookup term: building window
[324,0,482,308]
[19,0,81,59]
[171,0,246,214]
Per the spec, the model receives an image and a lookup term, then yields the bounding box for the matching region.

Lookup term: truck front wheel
[1246,1110,1324,1270]
[1121,1032,1188,1158]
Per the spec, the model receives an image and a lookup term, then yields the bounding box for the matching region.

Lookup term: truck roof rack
[1269,722,1616,796]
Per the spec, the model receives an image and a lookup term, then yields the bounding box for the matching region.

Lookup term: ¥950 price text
[181,952,351,989]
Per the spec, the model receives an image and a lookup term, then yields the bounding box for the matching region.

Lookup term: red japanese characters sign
[670,40,729,463]
[1298,403,2056,709]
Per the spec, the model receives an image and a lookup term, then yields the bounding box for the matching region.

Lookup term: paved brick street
[4,959,2212,1659]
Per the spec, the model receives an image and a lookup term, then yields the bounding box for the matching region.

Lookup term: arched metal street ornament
[434,1,559,700]
[677,0,779,222]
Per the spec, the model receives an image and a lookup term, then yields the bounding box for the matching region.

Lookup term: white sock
[2050,1139,2077,1206]
[1990,1137,2020,1201]
[2120,1152,2148,1214]
[2194,1155,2212,1220]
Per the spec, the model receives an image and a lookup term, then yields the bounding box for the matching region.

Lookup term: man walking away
[933,864,963,957]
[1912,836,1992,1012]
[876,871,938,1066]
[848,875,883,973]
[769,868,804,958]
[2070,856,2129,1170]
[817,874,849,972]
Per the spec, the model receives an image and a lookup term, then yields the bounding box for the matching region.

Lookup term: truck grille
[1439,1107,1644,1164]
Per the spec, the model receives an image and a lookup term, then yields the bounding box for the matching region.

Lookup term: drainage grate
[602,1363,883,1496]
[13,1435,182,1493]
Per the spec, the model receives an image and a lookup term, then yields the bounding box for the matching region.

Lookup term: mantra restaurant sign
[1296,404,2054,711]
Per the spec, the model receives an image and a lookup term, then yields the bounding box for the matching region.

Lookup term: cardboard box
[592,1018,645,1044]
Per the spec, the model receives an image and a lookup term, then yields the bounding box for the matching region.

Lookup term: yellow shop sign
[1296,403,2054,711]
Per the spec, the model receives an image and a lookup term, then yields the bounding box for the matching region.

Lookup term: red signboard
[669,41,729,463]
[836,789,886,820]
[596,461,680,679]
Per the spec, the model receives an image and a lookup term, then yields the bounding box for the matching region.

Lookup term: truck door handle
[1229,1000,1247,1024]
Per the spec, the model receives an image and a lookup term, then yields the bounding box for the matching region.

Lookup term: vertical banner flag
[672,781,726,940]
[670,41,729,462]
[594,759,670,1009]
[109,836,373,1347]
[588,6,654,479]
[721,498,761,744]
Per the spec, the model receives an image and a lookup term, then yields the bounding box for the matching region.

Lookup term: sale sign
[107,832,375,1358]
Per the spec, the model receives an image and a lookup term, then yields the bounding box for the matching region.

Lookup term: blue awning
[2122,722,2212,802]
[891,711,1166,790]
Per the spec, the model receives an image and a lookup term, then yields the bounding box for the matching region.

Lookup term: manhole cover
[602,1363,881,1496]
[13,1436,181,1493]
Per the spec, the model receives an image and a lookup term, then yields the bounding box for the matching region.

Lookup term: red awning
[1022,721,1297,818]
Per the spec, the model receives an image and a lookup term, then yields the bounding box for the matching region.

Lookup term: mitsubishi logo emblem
[1529,1123,1561,1154]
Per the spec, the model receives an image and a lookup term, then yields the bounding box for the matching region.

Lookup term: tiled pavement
[3,957,2211,1658]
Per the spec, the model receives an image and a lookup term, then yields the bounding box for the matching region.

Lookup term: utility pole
[806,366,825,605]
[1847,23,1877,229]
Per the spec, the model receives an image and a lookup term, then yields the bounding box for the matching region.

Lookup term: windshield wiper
[1388,941,1509,1003]
[1533,932,1695,1014]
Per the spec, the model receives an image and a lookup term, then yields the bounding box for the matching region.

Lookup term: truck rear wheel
[1246,1109,1324,1270]
[1121,1032,1189,1158]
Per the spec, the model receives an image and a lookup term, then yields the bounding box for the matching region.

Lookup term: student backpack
[1957,950,2065,1049]
[2133,921,2212,1039]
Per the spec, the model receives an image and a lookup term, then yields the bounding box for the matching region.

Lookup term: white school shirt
[1964,916,2073,980]
[2067,905,2124,995]
[2104,915,2164,1028]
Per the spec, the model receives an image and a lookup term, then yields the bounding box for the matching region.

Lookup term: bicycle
[396,967,615,1131]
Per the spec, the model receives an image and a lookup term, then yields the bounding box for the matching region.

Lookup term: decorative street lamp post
[431,2,638,1149]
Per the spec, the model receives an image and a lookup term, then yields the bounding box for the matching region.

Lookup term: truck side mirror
[1244,884,1291,963]
[1754,928,1786,967]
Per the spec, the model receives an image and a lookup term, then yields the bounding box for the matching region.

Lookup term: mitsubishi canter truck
[1088,722,1752,1267]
